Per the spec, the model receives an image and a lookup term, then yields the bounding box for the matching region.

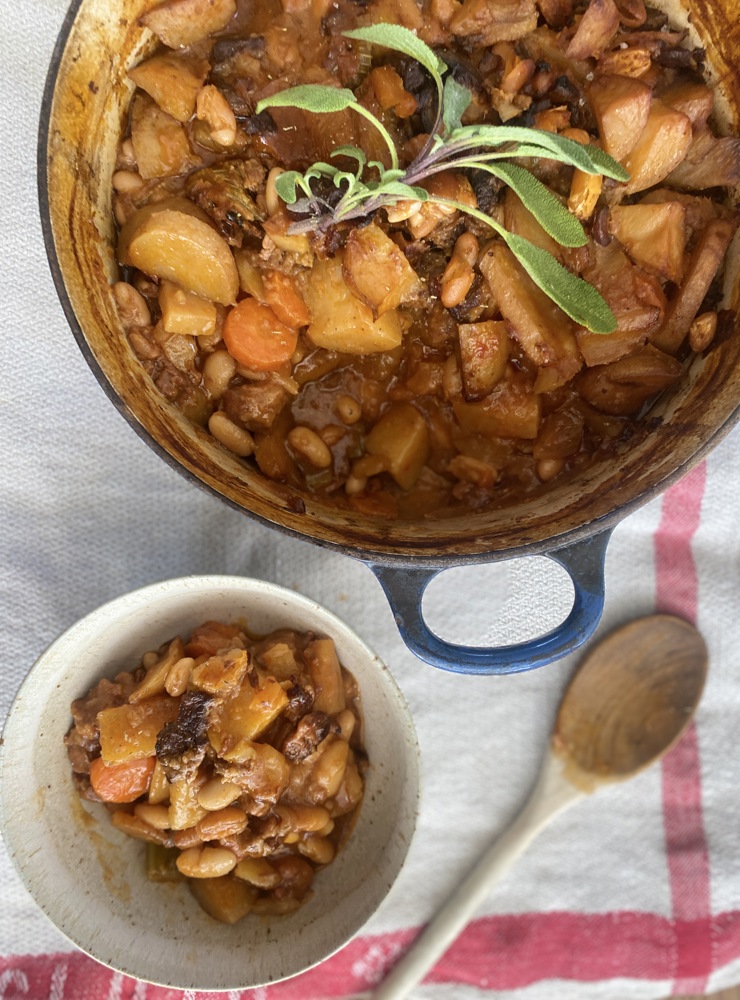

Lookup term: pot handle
[368,529,613,675]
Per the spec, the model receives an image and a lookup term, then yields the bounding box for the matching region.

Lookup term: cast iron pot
[39,0,740,675]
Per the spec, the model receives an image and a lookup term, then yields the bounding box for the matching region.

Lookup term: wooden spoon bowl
[554,615,708,782]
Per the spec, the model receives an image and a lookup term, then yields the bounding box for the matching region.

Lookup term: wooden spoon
[373,615,707,1000]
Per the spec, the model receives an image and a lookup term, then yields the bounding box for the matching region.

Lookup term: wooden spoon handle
[373,752,585,1000]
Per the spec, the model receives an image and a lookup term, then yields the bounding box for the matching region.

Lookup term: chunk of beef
[155,690,212,781]
[281,712,338,761]
[222,380,289,431]
[212,36,266,63]
[284,681,315,723]
[186,160,265,247]
[154,362,190,402]
[218,813,283,859]
[448,273,496,324]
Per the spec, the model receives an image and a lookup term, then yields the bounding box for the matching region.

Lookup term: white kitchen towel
[2,3,740,1000]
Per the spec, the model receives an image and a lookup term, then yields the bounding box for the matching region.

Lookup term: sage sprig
[255,23,629,333]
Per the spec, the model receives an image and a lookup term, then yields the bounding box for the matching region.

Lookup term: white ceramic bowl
[0,576,419,991]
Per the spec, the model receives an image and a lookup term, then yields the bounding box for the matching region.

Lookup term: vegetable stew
[66,620,366,923]
[112,0,739,521]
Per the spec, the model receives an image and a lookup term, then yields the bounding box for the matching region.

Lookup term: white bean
[202,349,236,399]
[197,777,242,812]
[134,803,171,830]
[196,806,248,839]
[336,394,362,424]
[176,846,238,879]
[298,835,335,865]
[208,412,255,457]
[288,425,332,468]
[165,656,194,697]
[265,167,285,217]
[112,169,144,193]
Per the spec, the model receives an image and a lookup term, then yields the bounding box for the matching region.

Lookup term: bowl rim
[0,574,421,990]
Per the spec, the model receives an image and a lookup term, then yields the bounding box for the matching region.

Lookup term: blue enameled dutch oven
[39,0,740,675]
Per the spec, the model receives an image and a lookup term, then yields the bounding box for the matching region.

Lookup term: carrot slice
[90,755,156,803]
[262,272,310,329]
[222,297,298,371]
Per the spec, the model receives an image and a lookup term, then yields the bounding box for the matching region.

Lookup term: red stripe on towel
[5,909,740,998]
[654,462,711,994]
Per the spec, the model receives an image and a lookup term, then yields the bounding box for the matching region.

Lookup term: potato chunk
[98,697,179,764]
[453,376,541,439]
[209,676,289,754]
[140,0,237,48]
[365,403,430,490]
[478,242,580,375]
[342,225,421,317]
[168,776,208,831]
[587,74,652,163]
[659,80,714,129]
[191,648,249,696]
[565,0,619,60]
[159,281,218,337]
[623,99,693,195]
[577,345,682,414]
[190,877,256,924]
[450,0,538,45]
[458,320,510,400]
[305,257,403,354]
[130,92,197,180]
[119,206,239,306]
[652,217,738,354]
[128,53,210,123]
[609,201,686,284]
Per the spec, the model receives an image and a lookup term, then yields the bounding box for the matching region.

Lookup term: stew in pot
[112,0,739,520]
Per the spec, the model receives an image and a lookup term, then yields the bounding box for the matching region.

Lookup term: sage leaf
[504,233,617,333]
[578,143,631,182]
[448,124,629,180]
[376,168,406,183]
[332,145,367,172]
[344,24,447,82]
[378,181,430,201]
[304,162,341,182]
[274,171,302,205]
[256,85,358,115]
[264,22,622,331]
[333,171,361,190]
[447,145,628,188]
[442,75,473,135]
[475,162,587,247]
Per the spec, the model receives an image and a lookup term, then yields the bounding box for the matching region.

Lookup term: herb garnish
[256,23,629,333]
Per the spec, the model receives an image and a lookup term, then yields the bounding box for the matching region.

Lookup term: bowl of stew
[40,0,740,673]
[0,575,419,990]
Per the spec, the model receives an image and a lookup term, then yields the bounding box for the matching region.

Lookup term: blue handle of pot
[368,529,613,675]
